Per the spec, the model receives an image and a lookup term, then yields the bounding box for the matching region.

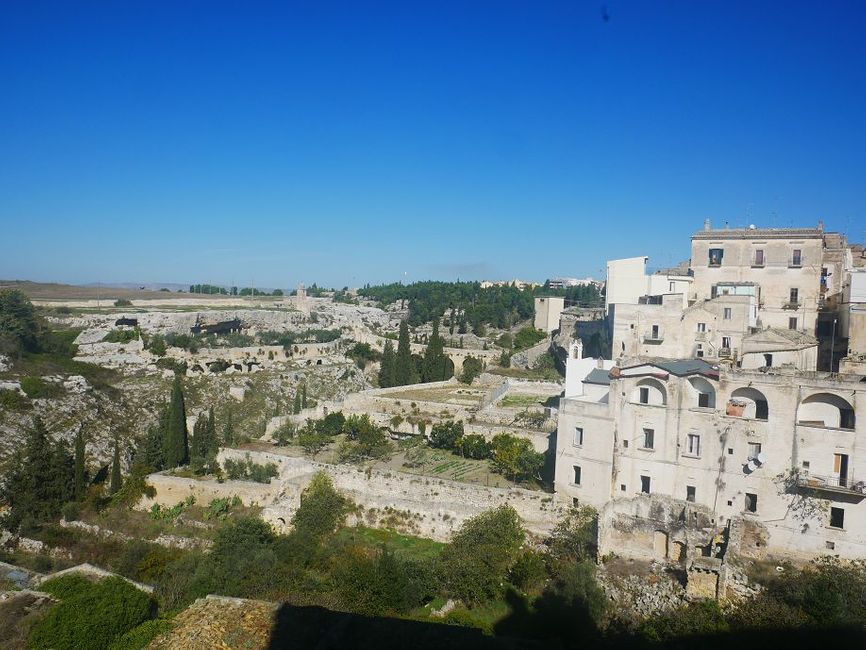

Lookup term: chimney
[704,218,711,231]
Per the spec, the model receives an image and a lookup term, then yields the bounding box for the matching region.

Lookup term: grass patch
[334,525,444,560]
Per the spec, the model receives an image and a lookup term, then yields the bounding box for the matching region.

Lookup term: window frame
[642,428,655,450]
[574,426,584,447]
[686,433,701,457]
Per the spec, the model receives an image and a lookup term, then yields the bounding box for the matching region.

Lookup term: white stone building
[534,296,565,333]
[555,357,865,562]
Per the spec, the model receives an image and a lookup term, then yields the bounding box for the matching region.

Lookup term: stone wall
[140,449,564,542]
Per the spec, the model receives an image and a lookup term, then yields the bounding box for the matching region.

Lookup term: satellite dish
[746,460,758,473]
[756,452,767,465]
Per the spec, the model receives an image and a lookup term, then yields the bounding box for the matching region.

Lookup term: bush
[107,619,173,650]
[0,388,31,410]
[147,334,166,357]
[639,599,728,643]
[154,357,187,374]
[458,434,492,460]
[513,327,546,351]
[102,329,139,344]
[429,421,464,450]
[460,355,483,384]
[20,376,62,398]
[222,455,278,483]
[440,505,525,604]
[291,472,350,543]
[114,299,133,307]
[29,576,154,650]
[489,433,544,483]
[39,574,94,600]
[509,550,548,592]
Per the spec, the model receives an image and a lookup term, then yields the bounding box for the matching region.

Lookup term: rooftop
[692,224,825,240]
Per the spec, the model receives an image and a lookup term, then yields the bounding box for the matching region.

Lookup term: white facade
[534,296,566,333]
[556,359,866,562]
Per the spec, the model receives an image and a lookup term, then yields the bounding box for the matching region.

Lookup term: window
[574,427,584,446]
[754,249,764,266]
[789,288,799,304]
[745,493,758,513]
[841,408,856,430]
[686,433,701,456]
[573,465,581,486]
[623,439,629,448]
[791,249,802,267]
[640,475,651,494]
[698,392,710,408]
[651,324,659,339]
[697,322,706,333]
[686,485,696,502]
[696,344,704,358]
[642,428,655,449]
[572,497,580,507]
[709,248,724,266]
[723,307,732,320]
[789,317,798,330]
[620,484,626,491]
[669,282,675,292]
[639,387,649,404]
[721,336,731,349]
[748,442,762,459]
[830,507,845,529]
[802,460,810,470]
[763,353,773,367]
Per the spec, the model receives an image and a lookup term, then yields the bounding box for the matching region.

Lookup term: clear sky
[1,1,864,289]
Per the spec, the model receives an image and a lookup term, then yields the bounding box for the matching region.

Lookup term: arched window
[632,378,667,406]
[797,393,856,429]
[729,387,769,420]
[688,377,716,409]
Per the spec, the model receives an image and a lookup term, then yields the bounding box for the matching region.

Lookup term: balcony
[643,332,664,343]
[783,301,801,310]
[796,472,866,497]
[695,331,707,342]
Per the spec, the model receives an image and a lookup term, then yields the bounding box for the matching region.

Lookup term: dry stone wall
[140,449,564,542]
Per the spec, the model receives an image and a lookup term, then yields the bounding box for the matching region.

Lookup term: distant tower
[296,283,310,316]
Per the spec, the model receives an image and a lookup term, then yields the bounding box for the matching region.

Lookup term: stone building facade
[555,358,865,563]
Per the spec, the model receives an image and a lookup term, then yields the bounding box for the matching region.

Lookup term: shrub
[114,299,133,307]
[20,376,62,398]
[509,550,548,592]
[460,355,483,384]
[0,388,31,410]
[429,421,464,450]
[489,433,544,483]
[222,455,279,483]
[29,576,154,650]
[102,329,139,344]
[291,472,350,542]
[147,334,166,357]
[440,505,525,604]
[154,357,187,374]
[106,618,173,650]
[39,574,94,600]
[546,506,598,567]
[513,327,546,351]
[458,434,492,460]
[639,599,728,643]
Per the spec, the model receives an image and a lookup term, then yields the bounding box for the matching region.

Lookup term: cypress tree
[293,391,302,414]
[422,320,449,382]
[223,407,234,446]
[191,412,208,462]
[378,340,396,388]
[74,425,86,501]
[109,436,122,495]
[395,321,417,386]
[165,376,189,468]
[207,407,217,455]
[301,383,308,409]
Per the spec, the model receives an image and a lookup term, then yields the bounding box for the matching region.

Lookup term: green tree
[421,320,451,382]
[378,340,396,388]
[460,355,483,384]
[490,433,544,483]
[0,288,40,356]
[429,420,464,450]
[293,391,302,415]
[164,376,189,468]
[109,436,122,495]
[301,383,308,409]
[440,505,525,603]
[394,321,418,386]
[290,472,350,542]
[74,426,86,500]
[148,334,167,356]
[222,407,235,446]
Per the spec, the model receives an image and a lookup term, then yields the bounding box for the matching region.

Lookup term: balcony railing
[695,331,707,341]
[643,332,664,343]
[797,473,866,496]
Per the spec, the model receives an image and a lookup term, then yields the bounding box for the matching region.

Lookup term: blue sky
[1,1,864,289]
